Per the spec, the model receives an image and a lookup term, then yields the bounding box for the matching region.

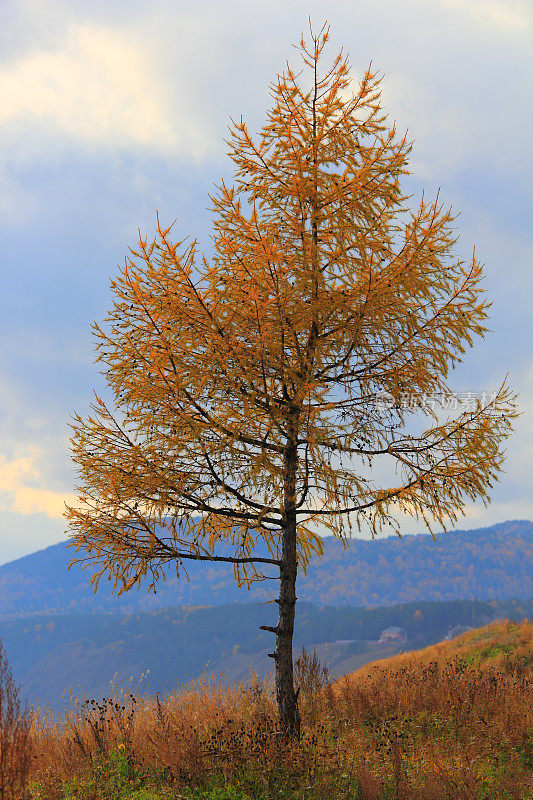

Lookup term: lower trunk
[274,534,300,739]
[262,412,300,739]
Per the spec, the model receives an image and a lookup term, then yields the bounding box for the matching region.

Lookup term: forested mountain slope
[0,520,530,616]
[2,597,530,712]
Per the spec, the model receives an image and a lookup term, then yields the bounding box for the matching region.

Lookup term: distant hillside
[0,520,531,616]
[1,597,530,712]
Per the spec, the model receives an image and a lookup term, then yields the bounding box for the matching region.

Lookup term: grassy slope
[27,619,532,800]
[342,616,533,681]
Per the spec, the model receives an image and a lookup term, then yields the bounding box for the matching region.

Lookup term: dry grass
[0,639,33,799]
[27,619,533,799]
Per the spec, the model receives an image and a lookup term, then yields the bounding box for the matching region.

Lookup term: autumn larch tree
[66,23,516,739]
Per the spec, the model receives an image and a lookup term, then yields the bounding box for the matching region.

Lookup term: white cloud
[0,23,177,152]
[10,487,75,518]
[0,1,531,177]
[0,449,40,493]
[0,449,75,519]
[429,0,532,32]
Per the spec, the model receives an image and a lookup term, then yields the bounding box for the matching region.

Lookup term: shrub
[0,637,32,798]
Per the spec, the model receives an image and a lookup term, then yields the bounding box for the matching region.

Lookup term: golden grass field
[22,619,532,799]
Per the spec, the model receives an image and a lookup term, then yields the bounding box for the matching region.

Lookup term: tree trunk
[273,417,300,740]
[274,512,300,739]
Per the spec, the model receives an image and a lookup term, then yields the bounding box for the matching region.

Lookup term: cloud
[0,23,176,152]
[0,450,40,493]
[10,486,75,518]
[0,449,75,519]
[1,1,531,178]
[429,0,532,32]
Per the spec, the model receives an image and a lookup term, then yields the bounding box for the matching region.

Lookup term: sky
[0,0,532,566]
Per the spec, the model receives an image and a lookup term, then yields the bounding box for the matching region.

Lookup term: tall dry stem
[0,638,32,799]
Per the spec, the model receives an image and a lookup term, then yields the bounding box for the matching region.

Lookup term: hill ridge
[0,519,531,617]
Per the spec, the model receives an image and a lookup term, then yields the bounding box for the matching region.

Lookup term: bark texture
[274,413,300,739]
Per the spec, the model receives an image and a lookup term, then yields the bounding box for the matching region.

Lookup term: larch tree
[66,24,516,739]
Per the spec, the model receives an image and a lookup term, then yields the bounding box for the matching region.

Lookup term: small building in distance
[444,624,472,641]
[378,626,407,644]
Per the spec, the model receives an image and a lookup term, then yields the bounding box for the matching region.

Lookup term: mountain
[0,520,531,617]
[2,597,530,712]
